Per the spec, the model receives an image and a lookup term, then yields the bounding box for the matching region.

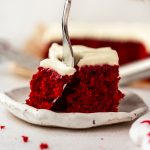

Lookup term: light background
[0,0,150,47]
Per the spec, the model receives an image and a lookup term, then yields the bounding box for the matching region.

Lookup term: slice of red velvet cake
[26,43,124,113]
[26,59,75,109]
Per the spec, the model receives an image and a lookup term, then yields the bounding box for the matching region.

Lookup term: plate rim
[0,86,148,129]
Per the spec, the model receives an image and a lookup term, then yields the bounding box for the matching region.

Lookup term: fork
[49,0,75,104]
[62,0,74,67]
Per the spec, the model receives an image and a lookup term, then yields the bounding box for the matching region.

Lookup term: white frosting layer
[49,43,118,67]
[40,59,76,76]
[40,43,118,75]
[42,23,150,53]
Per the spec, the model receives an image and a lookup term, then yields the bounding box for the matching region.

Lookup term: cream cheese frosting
[42,23,150,53]
[49,43,118,66]
[40,43,118,75]
[40,59,76,76]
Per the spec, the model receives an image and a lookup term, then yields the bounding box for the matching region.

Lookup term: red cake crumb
[0,126,5,129]
[141,120,150,125]
[40,143,49,149]
[21,136,29,143]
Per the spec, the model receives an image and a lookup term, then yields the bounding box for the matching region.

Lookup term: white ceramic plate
[0,87,148,129]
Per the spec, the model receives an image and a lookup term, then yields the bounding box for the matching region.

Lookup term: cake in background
[24,23,150,65]
[26,43,124,112]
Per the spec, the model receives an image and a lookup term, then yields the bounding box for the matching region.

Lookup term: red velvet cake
[25,23,150,65]
[26,59,75,110]
[26,44,124,113]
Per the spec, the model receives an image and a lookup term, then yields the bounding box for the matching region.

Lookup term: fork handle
[62,0,74,67]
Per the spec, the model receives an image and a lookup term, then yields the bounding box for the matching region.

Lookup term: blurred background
[0,0,150,47]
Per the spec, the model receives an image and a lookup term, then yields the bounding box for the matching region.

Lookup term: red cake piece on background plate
[24,23,150,65]
[26,43,124,113]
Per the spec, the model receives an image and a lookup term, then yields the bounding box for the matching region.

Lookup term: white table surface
[0,63,150,150]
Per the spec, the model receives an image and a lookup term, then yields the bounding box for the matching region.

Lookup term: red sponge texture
[26,65,124,113]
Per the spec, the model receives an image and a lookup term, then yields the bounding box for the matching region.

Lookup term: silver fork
[50,0,75,104]
[62,0,74,67]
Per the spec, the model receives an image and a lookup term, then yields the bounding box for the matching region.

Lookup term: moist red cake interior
[26,64,124,113]
[43,38,148,65]
[26,67,72,110]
